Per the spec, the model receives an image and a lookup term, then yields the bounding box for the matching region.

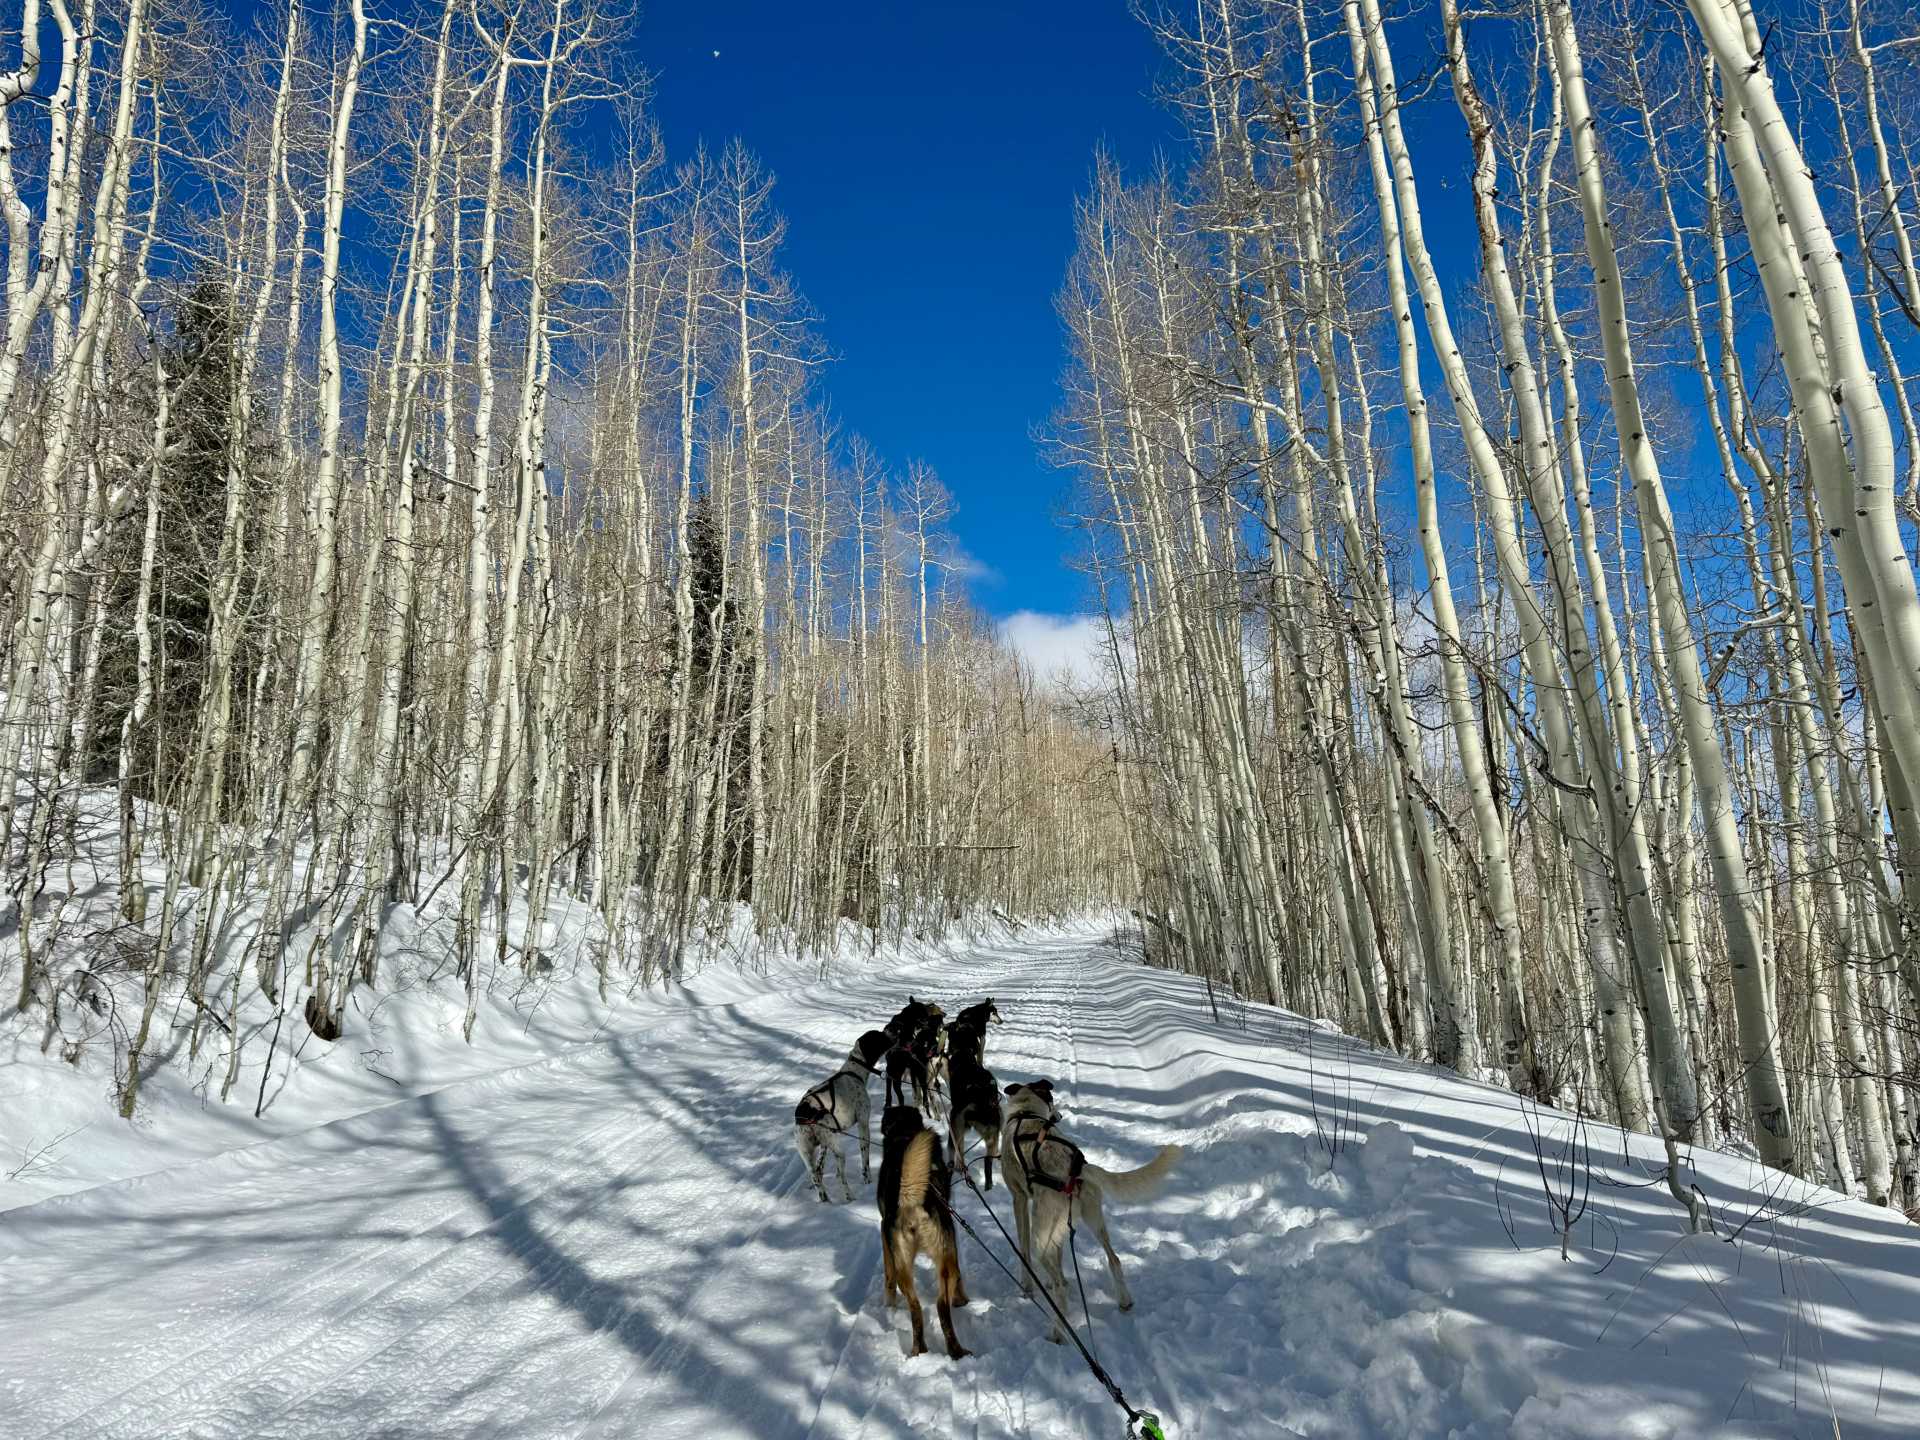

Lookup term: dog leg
[1041,1245,1070,1344]
[947,1239,971,1309]
[881,1239,900,1309]
[1088,1192,1134,1310]
[1012,1192,1035,1297]
[899,1245,930,1356]
[983,1130,997,1192]
[936,1250,972,1359]
[835,1139,854,1203]
[798,1129,830,1204]
[1035,1208,1070,1342]
[859,1104,871,1183]
[1051,1240,1078,1343]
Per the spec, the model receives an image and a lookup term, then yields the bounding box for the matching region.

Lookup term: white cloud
[947,543,999,587]
[996,611,1118,692]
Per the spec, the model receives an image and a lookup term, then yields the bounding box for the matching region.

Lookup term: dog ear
[1032,1079,1054,1098]
[1003,1082,1022,1096]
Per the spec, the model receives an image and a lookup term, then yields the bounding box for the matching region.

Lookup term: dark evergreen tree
[88,279,254,798]
[686,488,739,686]
[675,489,755,898]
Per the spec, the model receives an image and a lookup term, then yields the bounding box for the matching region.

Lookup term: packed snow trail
[4,926,1917,1439]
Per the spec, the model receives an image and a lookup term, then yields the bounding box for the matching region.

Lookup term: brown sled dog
[876,1105,971,1360]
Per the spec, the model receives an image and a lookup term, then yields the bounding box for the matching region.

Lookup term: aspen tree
[1548,0,1793,1166]
[1686,0,1920,854]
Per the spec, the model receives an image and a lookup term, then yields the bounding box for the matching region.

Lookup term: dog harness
[796,1078,854,1136]
[890,1028,939,1087]
[1009,1113,1084,1197]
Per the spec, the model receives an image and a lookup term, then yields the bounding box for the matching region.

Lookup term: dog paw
[1117,1298,1134,1312]
[947,1346,973,1361]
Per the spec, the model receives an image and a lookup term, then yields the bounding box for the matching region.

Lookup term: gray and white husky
[794,1031,893,1202]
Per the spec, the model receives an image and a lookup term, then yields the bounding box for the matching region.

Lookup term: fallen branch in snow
[415,837,474,916]
[6,1123,88,1181]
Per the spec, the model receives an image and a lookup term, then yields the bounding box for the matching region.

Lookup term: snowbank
[0,785,1045,1210]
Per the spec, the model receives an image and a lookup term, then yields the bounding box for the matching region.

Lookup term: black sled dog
[885,1007,947,1117]
[945,1051,1003,1190]
[944,998,1003,1070]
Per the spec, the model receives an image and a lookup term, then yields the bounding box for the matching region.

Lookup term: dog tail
[895,1129,939,1213]
[1082,1144,1182,1200]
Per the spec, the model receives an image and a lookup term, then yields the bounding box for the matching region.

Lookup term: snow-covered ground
[0,782,1012,1212]
[3,925,1916,1439]
[0,908,805,1211]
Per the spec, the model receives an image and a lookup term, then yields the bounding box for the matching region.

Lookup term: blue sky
[637,1,1182,623]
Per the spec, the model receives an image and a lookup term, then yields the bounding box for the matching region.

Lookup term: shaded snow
[3,928,1916,1438]
[0,784,1012,1211]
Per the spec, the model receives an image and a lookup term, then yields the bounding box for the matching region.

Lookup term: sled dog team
[792,995,1182,1360]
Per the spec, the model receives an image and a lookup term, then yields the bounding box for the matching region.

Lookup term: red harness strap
[1011,1114,1084,1197]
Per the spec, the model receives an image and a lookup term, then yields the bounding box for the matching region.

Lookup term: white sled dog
[794,1031,893,1202]
[999,1080,1181,1342]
